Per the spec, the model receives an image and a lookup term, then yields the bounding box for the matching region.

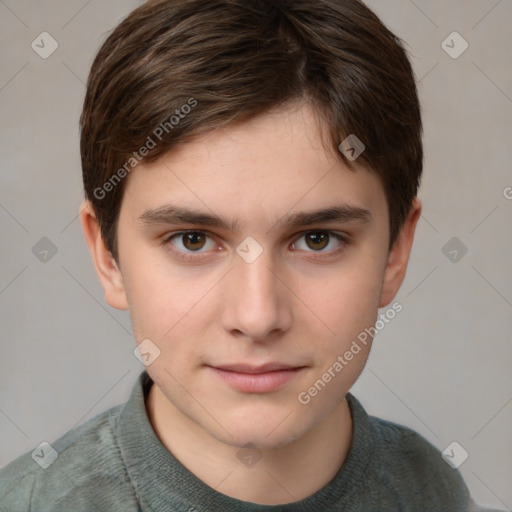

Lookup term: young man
[0,0,504,511]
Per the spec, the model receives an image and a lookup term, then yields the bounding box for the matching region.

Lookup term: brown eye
[182,232,206,251]
[165,231,217,254]
[291,231,346,255]
[305,232,330,251]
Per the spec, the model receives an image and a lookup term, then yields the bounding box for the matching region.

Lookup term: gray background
[0,0,511,509]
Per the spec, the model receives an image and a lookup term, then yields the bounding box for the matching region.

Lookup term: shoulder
[370,414,471,508]
[0,404,138,512]
[346,393,474,511]
[369,414,452,469]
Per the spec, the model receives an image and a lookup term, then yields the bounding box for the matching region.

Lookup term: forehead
[119,102,387,231]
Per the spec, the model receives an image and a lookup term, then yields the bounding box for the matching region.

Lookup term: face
[85,101,417,450]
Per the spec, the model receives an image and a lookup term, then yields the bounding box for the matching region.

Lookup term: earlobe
[79,200,129,310]
[379,198,422,308]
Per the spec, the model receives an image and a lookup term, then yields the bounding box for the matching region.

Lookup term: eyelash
[161,230,349,262]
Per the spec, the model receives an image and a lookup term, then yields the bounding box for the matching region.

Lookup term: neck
[146,385,353,505]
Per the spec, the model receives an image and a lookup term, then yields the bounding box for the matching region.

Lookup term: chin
[226,431,301,451]
[207,409,310,451]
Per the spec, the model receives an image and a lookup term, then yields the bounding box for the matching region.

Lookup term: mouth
[206,363,306,393]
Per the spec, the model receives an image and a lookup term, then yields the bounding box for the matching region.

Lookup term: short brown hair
[80,0,422,260]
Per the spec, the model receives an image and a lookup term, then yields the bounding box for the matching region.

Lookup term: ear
[80,200,129,310]
[379,198,422,307]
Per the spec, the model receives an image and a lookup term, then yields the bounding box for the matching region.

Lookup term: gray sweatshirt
[0,372,503,511]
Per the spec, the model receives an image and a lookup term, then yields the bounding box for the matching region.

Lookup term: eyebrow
[138,204,372,232]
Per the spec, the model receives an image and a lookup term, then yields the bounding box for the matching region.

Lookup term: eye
[164,231,219,254]
[162,229,347,262]
[291,231,346,254]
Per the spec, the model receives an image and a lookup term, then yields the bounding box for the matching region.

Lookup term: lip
[207,364,305,393]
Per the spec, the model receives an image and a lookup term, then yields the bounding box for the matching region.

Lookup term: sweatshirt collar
[115,371,372,512]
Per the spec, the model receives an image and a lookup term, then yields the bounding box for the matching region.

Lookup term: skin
[81,100,421,505]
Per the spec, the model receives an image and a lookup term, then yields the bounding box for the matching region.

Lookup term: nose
[221,248,292,343]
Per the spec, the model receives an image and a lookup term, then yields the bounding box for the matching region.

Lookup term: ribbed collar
[115,371,374,511]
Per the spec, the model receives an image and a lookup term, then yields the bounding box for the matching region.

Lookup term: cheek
[122,257,220,354]
[294,267,382,415]
[119,254,181,338]
[298,259,384,342]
